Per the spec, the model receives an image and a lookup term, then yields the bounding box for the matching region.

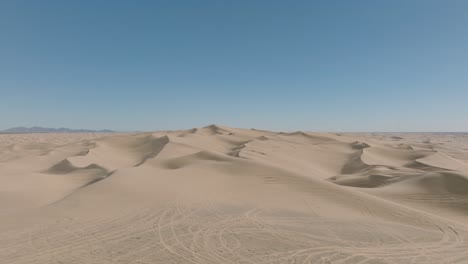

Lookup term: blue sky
[1,0,467,132]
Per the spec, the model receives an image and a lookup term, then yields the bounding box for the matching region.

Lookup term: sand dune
[1,127,468,263]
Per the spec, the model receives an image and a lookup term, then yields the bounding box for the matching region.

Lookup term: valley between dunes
[1,125,468,264]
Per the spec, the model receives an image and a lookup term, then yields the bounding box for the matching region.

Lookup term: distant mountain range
[0,127,115,133]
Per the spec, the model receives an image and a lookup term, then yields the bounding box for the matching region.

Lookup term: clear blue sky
[1,0,467,132]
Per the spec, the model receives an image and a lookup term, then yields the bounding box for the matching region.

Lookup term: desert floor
[1,126,468,264]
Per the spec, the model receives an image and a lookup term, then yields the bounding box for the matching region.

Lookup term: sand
[1,126,468,263]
